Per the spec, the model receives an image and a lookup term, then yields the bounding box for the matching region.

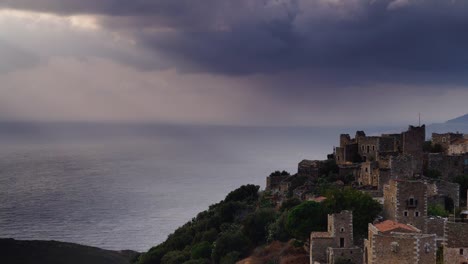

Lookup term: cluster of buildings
[263,125,468,264]
[309,179,468,264]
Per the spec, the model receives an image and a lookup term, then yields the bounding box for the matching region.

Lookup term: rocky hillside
[0,238,138,264]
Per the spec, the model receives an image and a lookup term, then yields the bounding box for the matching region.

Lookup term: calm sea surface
[0,124,388,251]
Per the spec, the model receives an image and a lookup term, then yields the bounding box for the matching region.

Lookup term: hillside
[446,113,468,124]
[0,238,137,264]
[426,113,468,136]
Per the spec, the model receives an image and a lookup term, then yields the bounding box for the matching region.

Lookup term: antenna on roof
[418,113,421,126]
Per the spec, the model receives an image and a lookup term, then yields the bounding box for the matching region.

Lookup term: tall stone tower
[402,125,425,174]
[327,210,354,248]
[383,179,427,232]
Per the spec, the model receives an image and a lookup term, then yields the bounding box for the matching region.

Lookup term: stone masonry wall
[402,125,425,173]
[310,238,335,264]
[427,154,465,181]
[390,155,416,180]
[328,210,354,248]
[327,247,362,264]
[383,180,428,232]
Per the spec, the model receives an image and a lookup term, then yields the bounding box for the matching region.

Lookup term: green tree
[220,251,241,264]
[279,197,302,212]
[243,208,277,245]
[428,204,449,217]
[224,185,259,203]
[424,169,442,179]
[183,260,210,264]
[285,201,328,240]
[161,250,189,264]
[454,174,468,204]
[191,242,212,260]
[139,245,167,264]
[319,159,339,177]
[324,187,382,239]
[212,231,251,263]
[267,211,290,242]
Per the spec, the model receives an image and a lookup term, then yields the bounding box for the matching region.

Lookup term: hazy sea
[0,123,399,251]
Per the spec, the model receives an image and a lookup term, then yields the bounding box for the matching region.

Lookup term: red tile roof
[374,220,419,233]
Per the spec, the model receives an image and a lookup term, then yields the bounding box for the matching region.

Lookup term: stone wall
[390,155,416,180]
[378,169,391,191]
[266,175,288,191]
[427,154,465,181]
[310,237,335,264]
[340,134,352,147]
[426,217,446,238]
[366,223,436,264]
[338,164,360,181]
[359,161,379,187]
[445,222,468,248]
[402,125,425,173]
[328,211,354,248]
[426,180,460,208]
[444,222,468,264]
[327,247,362,264]
[382,133,403,152]
[358,137,380,162]
[417,234,438,264]
[298,160,322,179]
[444,248,468,264]
[383,180,428,232]
[432,132,463,153]
[379,136,396,153]
[448,141,468,155]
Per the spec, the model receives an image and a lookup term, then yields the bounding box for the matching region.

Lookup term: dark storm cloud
[2,0,468,82]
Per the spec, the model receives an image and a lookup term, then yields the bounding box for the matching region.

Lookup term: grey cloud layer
[2,0,468,82]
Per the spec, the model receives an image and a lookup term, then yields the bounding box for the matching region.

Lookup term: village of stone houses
[264,125,468,264]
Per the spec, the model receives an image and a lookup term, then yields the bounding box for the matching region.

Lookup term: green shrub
[160,250,189,264]
[243,208,277,244]
[286,201,328,240]
[220,251,241,264]
[428,204,449,217]
[212,231,251,262]
[191,242,212,260]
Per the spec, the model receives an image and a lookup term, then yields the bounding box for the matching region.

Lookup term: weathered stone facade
[427,153,465,181]
[327,247,362,264]
[448,138,468,155]
[389,154,417,179]
[310,211,361,264]
[334,125,425,189]
[443,221,468,264]
[266,174,289,192]
[432,132,464,153]
[426,180,460,209]
[426,217,446,246]
[298,160,323,179]
[364,221,436,264]
[383,180,428,232]
[401,125,425,174]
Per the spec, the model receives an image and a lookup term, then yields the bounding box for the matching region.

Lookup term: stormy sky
[1,0,468,126]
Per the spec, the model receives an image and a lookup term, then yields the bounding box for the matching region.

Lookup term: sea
[0,123,402,251]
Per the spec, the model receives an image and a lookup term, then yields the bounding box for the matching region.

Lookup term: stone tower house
[310,211,362,264]
[383,179,428,232]
[327,210,354,249]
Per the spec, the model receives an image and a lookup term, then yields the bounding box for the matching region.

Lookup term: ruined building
[448,138,468,155]
[310,211,362,264]
[335,125,426,191]
[432,132,464,153]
